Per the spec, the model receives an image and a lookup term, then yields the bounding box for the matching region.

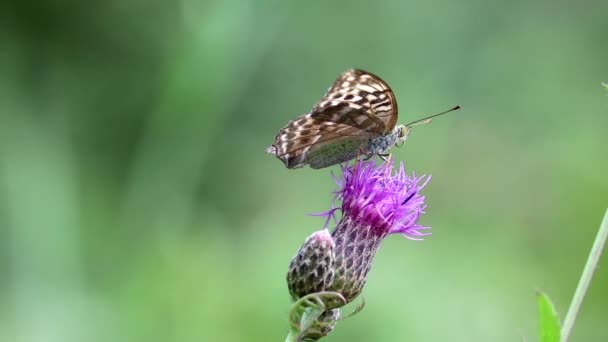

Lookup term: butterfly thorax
[365,129,400,155]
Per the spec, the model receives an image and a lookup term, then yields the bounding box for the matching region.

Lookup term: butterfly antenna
[405,105,461,127]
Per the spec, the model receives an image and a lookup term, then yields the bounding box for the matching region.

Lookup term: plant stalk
[561,209,608,342]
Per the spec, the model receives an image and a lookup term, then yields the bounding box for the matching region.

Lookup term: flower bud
[287,229,335,300]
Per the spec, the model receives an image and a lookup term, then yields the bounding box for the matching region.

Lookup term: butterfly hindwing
[267,113,372,169]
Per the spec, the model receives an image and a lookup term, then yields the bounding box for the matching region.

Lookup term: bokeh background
[1,0,607,341]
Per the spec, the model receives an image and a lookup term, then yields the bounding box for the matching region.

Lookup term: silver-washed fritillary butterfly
[267,69,459,169]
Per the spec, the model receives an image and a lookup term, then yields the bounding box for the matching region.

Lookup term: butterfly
[266,69,459,169]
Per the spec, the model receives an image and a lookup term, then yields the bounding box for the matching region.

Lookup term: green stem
[285,330,298,342]
[284,291,347,342]
[561,209,608,342]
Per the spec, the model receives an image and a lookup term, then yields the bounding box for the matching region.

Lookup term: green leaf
[603,82,608,91]
[286,291,347,341]
[537,291,561,342]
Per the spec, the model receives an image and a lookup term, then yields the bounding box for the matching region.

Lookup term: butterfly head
[395,124,411,147]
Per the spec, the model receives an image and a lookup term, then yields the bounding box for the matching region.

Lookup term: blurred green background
[1,0,607,341]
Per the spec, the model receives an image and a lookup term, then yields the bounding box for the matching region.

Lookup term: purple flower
[326,159,431,240]
[286,159,431,340]
[288,159,431,303]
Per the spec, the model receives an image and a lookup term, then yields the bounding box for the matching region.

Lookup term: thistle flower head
[327,159,430,239]
[286,159,431,340]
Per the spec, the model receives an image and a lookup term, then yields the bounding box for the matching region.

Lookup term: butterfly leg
[378,153,392,162]
[358,147,374,161]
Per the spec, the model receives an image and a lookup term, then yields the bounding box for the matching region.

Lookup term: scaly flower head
[325,159,430,302]
[288,159,430,301]
[286,159,430,340]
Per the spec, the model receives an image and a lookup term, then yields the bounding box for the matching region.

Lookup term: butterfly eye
[398,126,406,138]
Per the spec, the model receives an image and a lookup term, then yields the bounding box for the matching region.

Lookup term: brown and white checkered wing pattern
[267,69,398,169]
[312,69,398,134]
[266,112,372,169]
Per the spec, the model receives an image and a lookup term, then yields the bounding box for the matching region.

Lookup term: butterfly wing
[312,69,398,134]
[266,112,373,169]
[267,69,398,169]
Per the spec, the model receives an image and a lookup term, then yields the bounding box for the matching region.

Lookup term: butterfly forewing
[267,69,399,169]
[312,69,398,134]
